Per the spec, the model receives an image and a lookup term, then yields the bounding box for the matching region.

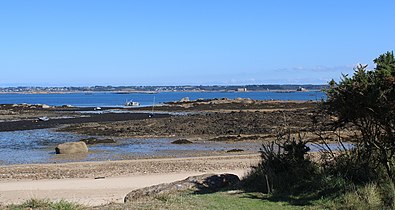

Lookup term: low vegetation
[100,191,305,210]
[244,51,395,209]
[5,198,83,210]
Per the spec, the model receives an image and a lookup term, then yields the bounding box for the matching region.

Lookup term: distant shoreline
[0,84,328,95]
[0,89,322,95]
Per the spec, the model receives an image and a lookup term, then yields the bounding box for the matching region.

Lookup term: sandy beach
[0,154,259,206]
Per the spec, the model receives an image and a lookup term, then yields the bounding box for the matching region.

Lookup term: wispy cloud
[274,64,355,73]
[181,65,357,85]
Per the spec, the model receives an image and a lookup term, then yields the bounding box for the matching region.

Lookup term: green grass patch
[5,198,84,210]
[102,191,314,210]
[5,187,389,210]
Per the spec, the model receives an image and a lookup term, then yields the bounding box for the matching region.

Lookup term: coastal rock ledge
[124,173,240,203]
[55,142,89,154]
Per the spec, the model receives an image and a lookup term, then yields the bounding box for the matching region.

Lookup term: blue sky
[0,0,394,86]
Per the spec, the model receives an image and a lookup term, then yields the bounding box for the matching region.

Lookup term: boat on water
[124,100,140,106]
[37,116,49,121]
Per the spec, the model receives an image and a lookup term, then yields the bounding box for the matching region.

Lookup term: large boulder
[41,104,51,109]
[124,173,240,202]
[55,142,88,154]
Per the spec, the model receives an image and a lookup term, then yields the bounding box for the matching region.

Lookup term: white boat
[125,100,140,106]
[38,116,49,121]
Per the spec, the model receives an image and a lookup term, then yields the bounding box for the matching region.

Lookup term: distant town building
[237,88,247,92]
[296,86,308,92]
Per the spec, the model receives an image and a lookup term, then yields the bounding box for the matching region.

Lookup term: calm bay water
[0,91,326,107]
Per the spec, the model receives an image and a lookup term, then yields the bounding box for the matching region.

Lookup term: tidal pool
[0,129,353,165]
[0,129,262,165]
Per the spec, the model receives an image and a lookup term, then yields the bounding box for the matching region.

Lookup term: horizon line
[0,83,328,88]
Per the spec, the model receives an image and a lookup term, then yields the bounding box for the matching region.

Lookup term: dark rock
[124,173,240,202]
[171,139,193,144]
[209,136,237,142]
[94,176,105,179]
[80,137,116,145]
[226,149,244,153]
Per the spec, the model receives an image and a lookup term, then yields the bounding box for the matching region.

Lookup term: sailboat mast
[151,96,155,115]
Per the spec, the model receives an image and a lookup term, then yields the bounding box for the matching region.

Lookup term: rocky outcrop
[124,173,240,202]
[61,102,317,138]
[55,142,89,154]
[80,137,116,145]
[171,139,193,144]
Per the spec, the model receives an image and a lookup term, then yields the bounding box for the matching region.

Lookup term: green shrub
[243,134,320,195]
[322,51,395,208]
[324,51,395,182]
[323,149,380,185]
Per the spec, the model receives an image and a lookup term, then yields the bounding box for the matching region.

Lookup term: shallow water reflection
[0,129,353,165]
[0,129,262,165]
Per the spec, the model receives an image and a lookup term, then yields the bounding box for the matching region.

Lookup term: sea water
[0,91,326,107]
